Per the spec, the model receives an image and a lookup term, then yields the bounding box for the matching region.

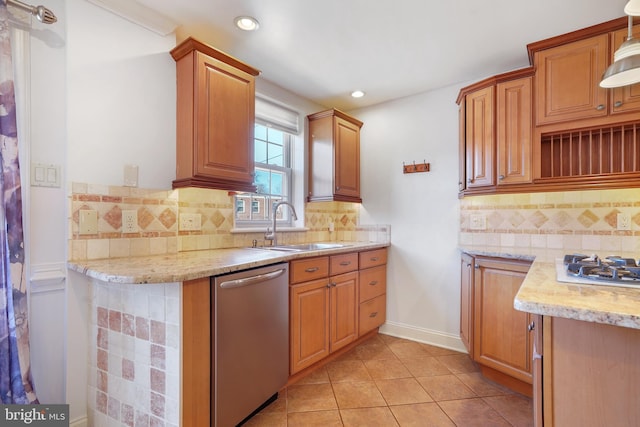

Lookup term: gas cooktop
[555,254,640,289]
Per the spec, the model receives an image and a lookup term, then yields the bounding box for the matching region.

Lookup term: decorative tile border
[460,188,640,258]
[69,183,367,260]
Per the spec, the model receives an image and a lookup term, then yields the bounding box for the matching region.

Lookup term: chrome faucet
[265,201,298,246]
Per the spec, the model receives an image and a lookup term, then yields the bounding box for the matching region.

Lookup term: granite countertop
[68,241,389,284]
[460,246,640,330]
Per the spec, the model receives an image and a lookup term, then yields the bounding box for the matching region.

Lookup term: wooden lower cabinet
[540,316,640,426]
[461,254,534,396]
[290,248,388,374]
[460,253,474,353]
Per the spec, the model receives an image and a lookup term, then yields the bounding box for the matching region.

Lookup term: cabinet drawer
[330,252,358,275]
[290,257,329,284]
[359,294,386,335]
[359,265,386,303]
[359,248,387,269]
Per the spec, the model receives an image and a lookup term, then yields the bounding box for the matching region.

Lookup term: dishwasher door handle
[219,268,287,289]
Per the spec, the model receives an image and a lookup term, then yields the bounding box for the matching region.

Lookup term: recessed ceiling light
[351,90,365,98]
[234,16,260,31]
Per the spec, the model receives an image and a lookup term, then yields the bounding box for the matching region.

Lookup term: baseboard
[379,320,468,353]
[70,416,88,427]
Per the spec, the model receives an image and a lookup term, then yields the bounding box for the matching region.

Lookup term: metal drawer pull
[339,261,351,266]
[527,321,535,332]
[305,267,319,273]
[369,281,378,286]
[369,312,378,318]
[370,257,379,262]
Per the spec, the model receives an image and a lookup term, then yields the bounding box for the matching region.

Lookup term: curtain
[0,1,37,404]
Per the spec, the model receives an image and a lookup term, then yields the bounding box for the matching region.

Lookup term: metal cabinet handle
[370,257,379,262]
[326,282,336,288]
[369,281,378,286]
[339,261,351,266]
[499,174,505,180]
[369,312,378,318]
[305,267,319,273]
[614,101,623,108]
[596,104,605,111]
[219,269,286,288]
[527,321,535,332]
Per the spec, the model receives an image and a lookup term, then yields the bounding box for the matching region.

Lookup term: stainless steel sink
[257,243,350,252]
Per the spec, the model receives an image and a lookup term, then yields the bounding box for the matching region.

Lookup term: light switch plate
[79,210,98,235]
[617,213,631,230]
[31,162,61,188]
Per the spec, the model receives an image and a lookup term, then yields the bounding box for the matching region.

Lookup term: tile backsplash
[459,188,640,260]
[69,182,386,260]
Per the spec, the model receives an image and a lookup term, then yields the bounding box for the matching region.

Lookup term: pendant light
[600,1,640,88]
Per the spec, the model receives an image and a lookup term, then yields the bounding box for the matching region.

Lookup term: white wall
[353,85,466,350]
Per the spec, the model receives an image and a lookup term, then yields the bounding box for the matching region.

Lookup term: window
[235,123,294,226]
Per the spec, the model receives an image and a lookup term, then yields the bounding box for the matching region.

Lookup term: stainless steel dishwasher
[214,262,289,427]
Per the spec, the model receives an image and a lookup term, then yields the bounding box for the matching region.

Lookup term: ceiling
[131,0,627,111]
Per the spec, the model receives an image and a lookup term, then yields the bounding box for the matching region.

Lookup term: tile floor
[244,333,533,427]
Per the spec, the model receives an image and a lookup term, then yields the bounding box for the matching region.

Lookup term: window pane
[255,139,267,163]
[271,171,284,196]
[267,128,283,144]
[252,196,268,220]
[254,169,270,194]
[255,124,267,141]
[268,143,284,166]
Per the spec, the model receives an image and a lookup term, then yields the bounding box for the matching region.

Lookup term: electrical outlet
[469,214,487,230]
[179,213,202,231]
[122,210,138,233]
[79,210,98,235]
[617,213,631,230]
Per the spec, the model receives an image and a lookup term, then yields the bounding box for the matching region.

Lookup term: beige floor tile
[243,411,287,427]
[435,354,479,374]
[457,372,511,397]
[287,410,343,426]
[389,402,456,427]
[417,374,477,401]
[287,383,337,413]
[438,398,512,427]
[400,357,451,377]
[421,343,462,356]
[326,359,372,383]
[377,333,403,345]
[387,341,432,359]
[364,358,412,380]
[355,338,398,360]
[375,378,433,405]
[332,381,387,409]
[483,394,534,427]
[340,407,399,426]
[294,366,330,385]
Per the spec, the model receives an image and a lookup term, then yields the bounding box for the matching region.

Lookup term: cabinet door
[465,86,495,187]
[195,51,255,187]
[460,253,474,354]
[611,24,640,114]
[330,271,358,352]
[458,103,467,193]
[496,77,532,185]
[535,34,609,125]
[334,117,361,200]
[290,278,330,373]
[473,257,533,384]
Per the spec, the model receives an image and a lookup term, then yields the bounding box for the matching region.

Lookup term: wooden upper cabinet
[496,77,532,185]
[308,109,363,203]
[171,37,260,192]
[534,34,609,125]
[465,86,495,188]
[611,24,640,114]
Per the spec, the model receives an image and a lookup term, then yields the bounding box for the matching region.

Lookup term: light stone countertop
[68,242,389,284]
[460,246,640,330]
